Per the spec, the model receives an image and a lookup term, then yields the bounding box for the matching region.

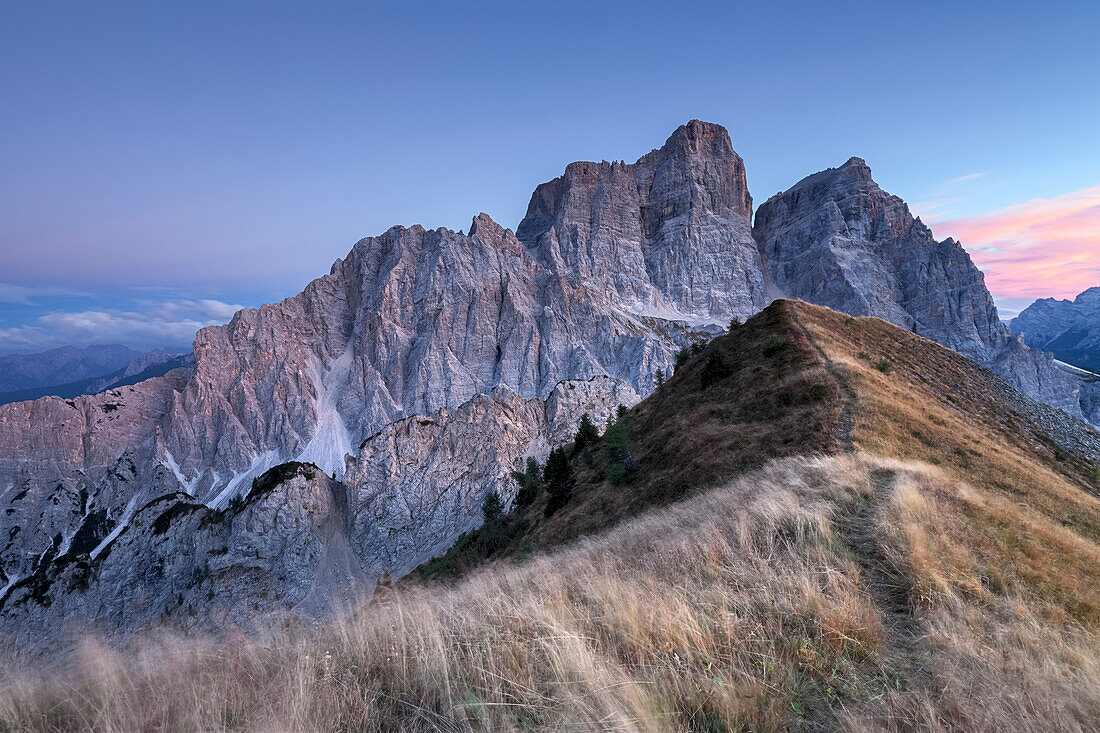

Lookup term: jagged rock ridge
[753,157,1096,422]
[1012,287,1100,373]
[0,120,1096,654]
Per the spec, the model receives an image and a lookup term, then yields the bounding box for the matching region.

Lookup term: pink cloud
[930,185,1100,300]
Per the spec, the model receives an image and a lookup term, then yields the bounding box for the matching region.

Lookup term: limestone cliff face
[1,121,1096,652]
[1012,287,1100,373]
[157,211,684,507]
[752,157,1094,422]
[1,464,373,660]
[517,119,768,322]
[0,124,729,650]
[753,157,1008,364]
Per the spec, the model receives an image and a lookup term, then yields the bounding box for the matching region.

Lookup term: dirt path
[845,469,921,645]
[790,306,930,725]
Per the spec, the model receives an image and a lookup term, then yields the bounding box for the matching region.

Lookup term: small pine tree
[543,447,573,516]
[675,347,692,371]
[512,456,543,506]
[604,413,638,484]
[690,342,705,356]
[574,413,599,454]
[729,316,741,330]
[477,490,507,553]
[616,404,627,420]
[482,489,504,524]
[654,367,665,388]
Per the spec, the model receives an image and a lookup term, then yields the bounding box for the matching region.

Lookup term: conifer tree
[675,347,691,371]
[574,413,599,454]
[512,456,542,506]
[482,489,503,524]
[543,447,573,516]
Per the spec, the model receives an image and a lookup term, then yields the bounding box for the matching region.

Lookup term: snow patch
[296,349,355,478]
[0,484,12,503]
[0,573,19,600]
[623,300,726,328]
[161,451,201,496]
[90,490,146,560]
[56,513,86,557]
[1054,359,1100,379]
[208,450,281,510]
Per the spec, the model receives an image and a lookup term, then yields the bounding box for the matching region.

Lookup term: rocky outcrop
[0,462,372,660]
[344,377,638,578]
[752,157,1095,422]
[753,157,1008,364]
[1012,287,1100,373]
[1,120,1096,654]
[518,119,768,322]
[0,375,191,593]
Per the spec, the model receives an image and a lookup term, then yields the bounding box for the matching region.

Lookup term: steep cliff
[1,121,1096,652]
[1012,287,1100,373]
[753,157,1094,421]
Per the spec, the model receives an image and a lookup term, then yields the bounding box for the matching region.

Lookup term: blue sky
[1,0,1098,354]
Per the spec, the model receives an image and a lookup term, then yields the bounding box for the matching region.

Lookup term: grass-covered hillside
[3,301,1100,731]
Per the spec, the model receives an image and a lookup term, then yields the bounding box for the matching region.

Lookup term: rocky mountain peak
[753,156,1010,364]
[1012,286,1100,373]
[515,120,766,319]
[1075,286,1100,306]
[841,155,871,172]
[645,119,753,218]
[1,121,1097,654]
[467,212,507,238]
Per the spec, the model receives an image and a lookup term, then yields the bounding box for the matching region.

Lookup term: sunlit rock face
[1,120,1096,652]
[518,119,769,322]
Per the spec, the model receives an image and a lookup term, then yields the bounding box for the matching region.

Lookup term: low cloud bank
[0,298,244,355]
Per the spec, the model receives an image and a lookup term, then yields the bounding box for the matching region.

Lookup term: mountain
[753,157,1095,421]
[1012,287,1100,373]
[0,345,141,393]
[1,121,1098,656]
[420,300,1100,579]
[5,301,1099,730]
[753,157,1007,364]
[0,351,193,406]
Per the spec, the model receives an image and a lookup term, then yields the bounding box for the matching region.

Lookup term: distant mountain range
[0,345,141,393]
[0,347,193,406]
[1012,287,1100,374]
[1,121,1098,657]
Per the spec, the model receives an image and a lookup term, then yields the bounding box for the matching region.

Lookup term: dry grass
[512,300,843,554]
[4,453,1100,731]
[792,302,1100,626]
[6,302,1100,731]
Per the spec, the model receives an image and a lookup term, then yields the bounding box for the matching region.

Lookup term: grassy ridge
[4,301,1100,730]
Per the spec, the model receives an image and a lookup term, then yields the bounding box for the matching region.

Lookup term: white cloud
[949,171,990,184]
[0,299,245,355]
[0,283,92,305]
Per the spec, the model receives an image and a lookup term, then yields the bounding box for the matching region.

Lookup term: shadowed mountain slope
[6,301,1100,731]
[418,300,1100,580]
